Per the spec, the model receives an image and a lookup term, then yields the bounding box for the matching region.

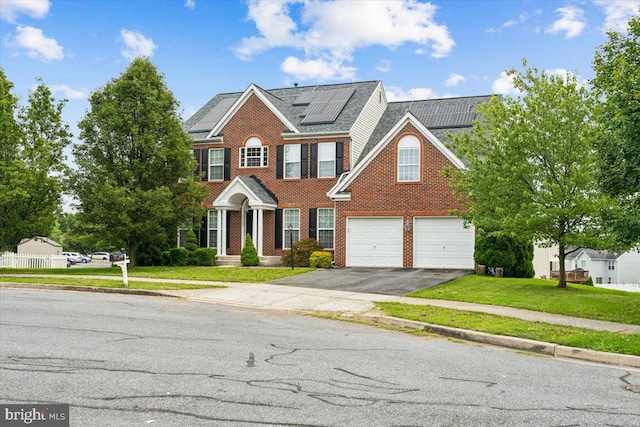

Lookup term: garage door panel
[347,217,403,267]
[415,218,475,269]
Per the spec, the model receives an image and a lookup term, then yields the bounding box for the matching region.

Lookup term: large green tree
[72,57,208,266]
[0,70,71,251]
[592,10,640,247]
[448,61,612,288]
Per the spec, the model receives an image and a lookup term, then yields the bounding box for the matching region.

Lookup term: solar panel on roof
[300,87,355,125]
[292,91,316,106]
[411,104,476,129]
[189,97,236,133]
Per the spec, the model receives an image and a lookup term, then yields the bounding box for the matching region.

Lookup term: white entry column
[217,209,227,256]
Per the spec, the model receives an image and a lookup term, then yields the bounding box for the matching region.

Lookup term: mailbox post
[113,248,130,287]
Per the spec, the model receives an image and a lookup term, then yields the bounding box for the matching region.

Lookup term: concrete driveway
[268,267,472,296]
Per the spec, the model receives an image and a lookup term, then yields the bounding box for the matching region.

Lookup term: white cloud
[385,86,438,102]
[0,0,49,23]
[280,56,356,81]
[376,59,391,73]
[11,25,64,62]
[545,6,587,39]
[504,13,528,28]
[492,71,521,96]
[546,68,588,87]
[445,73,466,87]
[48,84,87,100]
[184,0,195,10]
[236,0,454,81]
[593,0,640,32]
[120,29,157,60]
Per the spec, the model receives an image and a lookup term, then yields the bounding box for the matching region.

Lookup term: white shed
[17,236,63,256]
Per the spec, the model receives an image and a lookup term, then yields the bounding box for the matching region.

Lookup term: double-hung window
[284,144,301,179]
[608,261,615,270]
[283,209,300,249]
[397,135,420,182]
[208,210,218,248]
[318,142,336,178]
[317,208,334,249]
[209,148,224,181]
[240,137,268,168]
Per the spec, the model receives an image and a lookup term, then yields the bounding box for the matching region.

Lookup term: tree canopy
[592,10,640,248]
[72,57,208,266]
[448,61,612,288]
[0,69,71,251]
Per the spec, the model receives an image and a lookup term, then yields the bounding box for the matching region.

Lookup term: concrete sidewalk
[1,275,640,368]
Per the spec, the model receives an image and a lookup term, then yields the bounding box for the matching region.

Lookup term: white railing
[0,252,68,269]
[595,283,640,293]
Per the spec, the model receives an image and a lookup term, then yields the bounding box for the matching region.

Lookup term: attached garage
[414,217,475,269]
[346,217,403,267]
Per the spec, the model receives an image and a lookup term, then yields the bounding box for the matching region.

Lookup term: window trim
[318,142,336,178]
[317,208,334,249]
[283,208,300,249]
[240,137,268,168]
[397,135,420,182]
[208,148,224,181]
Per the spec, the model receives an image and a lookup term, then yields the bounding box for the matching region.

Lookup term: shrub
[184,229,198,252]
[195,247,216,266]
[168,247,188,266]
[160,251,171,266]
[281,238,324,267]
[585,276,594,287]
[309,251,332,268]
[241,234,259,266]
[474,230,535,278]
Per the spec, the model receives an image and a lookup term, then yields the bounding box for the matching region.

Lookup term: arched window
[240,137,268,167]
[397,135,420,182]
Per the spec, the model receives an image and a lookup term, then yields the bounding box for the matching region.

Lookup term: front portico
[212,176,277,257]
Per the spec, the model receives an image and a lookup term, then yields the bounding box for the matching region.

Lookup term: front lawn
[0,276,222,290]
[377,302,640,356]
[409,275,640,325]
[0,266,315,283]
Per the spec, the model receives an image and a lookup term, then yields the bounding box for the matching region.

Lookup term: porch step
[216,255,282,267]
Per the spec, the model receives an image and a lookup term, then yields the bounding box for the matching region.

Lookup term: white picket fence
[0,252,68,269]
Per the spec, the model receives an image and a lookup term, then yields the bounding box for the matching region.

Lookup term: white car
[63,252,82,264]
[92,252,110,260]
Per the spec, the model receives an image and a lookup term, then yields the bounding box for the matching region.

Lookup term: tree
[0,71,71,251]
[448,61,611,288]
[592,10,640,247]
[72,57,208,267]
[241,234,259,266]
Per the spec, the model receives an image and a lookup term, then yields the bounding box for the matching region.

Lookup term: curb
[0,282,182,298]
[359,314,640,369]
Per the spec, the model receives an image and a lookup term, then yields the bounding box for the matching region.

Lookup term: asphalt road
[1,289,639,426]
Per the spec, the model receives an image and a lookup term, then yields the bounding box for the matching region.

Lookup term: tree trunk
[128,245,136,269]
[557,244,567,288]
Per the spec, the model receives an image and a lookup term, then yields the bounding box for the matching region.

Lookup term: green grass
[377,302,640,356]
[0,276,222,290]
[0,266,314,283]
[409,275,640,325]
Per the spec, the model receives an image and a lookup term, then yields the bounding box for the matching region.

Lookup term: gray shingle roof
[183,81,381,139]
[357,95,494,166]
[566,248,620,260]
[18,236,62,247]
[238,176,277,205]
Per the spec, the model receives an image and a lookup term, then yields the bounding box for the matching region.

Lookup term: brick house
[183,80,492,268]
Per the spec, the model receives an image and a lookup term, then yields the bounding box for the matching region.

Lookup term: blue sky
[1,0,639,142]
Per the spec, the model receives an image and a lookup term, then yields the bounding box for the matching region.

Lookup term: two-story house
[182,81,492,268]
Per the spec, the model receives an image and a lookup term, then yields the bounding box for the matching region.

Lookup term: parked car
[62,252,82,264]
[92,252,110,260]
[79,254,91,263]
[109,252,125,262]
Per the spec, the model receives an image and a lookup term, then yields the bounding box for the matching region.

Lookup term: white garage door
[347,217,403,267]
[414,217,475,269]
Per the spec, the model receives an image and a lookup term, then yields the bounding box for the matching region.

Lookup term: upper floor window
[397,135,420,182]
[240,137,268,168]
[318,142,336,178]
[285,144,301,179]
[209,148,224,181]
[608,260,615,270]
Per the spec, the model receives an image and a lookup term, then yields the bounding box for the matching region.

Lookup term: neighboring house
[533,245,640,285]
[17,236,63,256]
[182,80,492,268]
[566,249,640,285]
